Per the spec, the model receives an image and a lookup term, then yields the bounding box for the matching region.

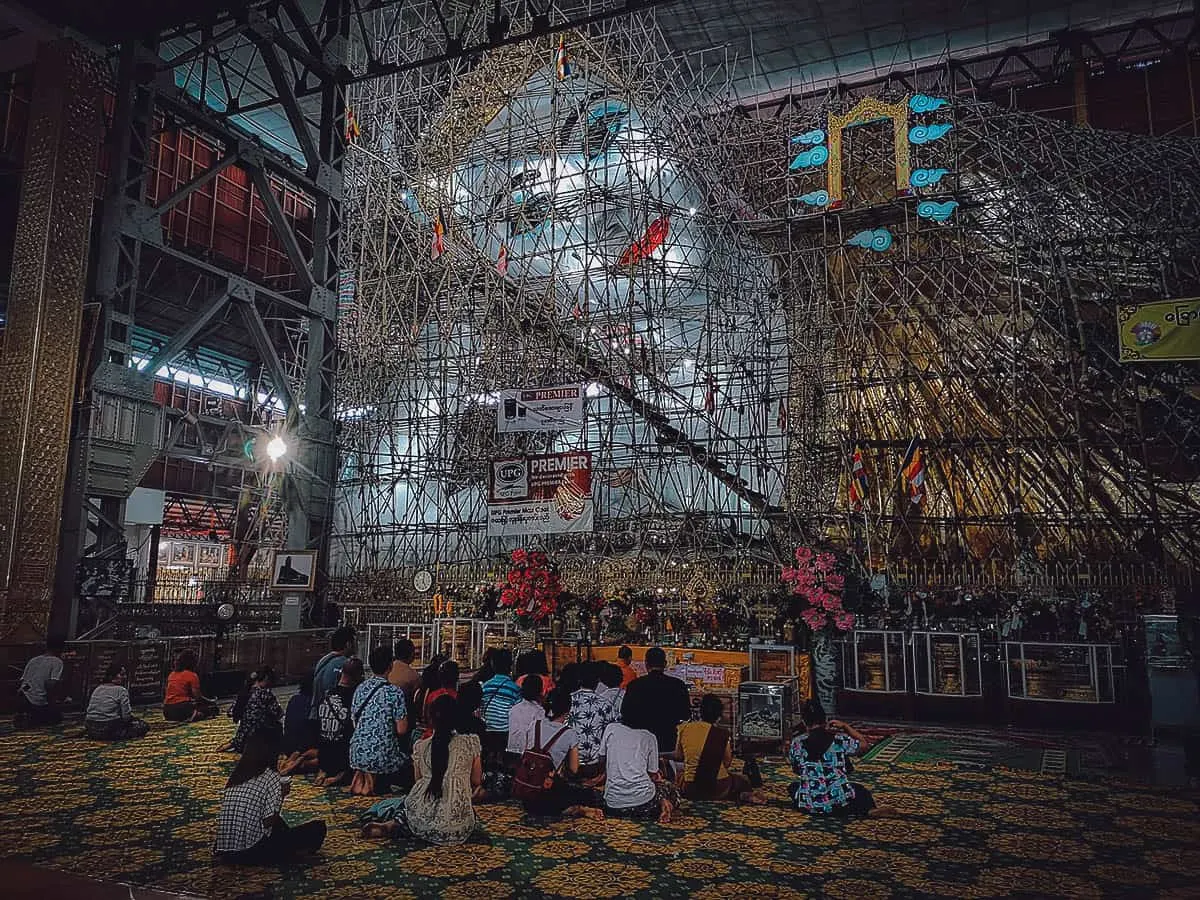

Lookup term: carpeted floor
[0,713,1197,899]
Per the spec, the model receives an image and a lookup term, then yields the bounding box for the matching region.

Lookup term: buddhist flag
[431,213,446,260]
[344,108,361,144]
[556,36,572,80]
[900,438,926,505]
[496,244,509,275]
[848,445,869,510]
[703,372,717,414]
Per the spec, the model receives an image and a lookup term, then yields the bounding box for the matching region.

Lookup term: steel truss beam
[746,13,1200,115]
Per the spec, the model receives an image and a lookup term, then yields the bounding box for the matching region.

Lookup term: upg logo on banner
[492,459,529,500]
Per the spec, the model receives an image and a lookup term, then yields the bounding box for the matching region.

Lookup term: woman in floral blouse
[227,668,283,754]
[349,645,410,795]
[787,700,883,816]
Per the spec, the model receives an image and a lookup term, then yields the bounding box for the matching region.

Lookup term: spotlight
[688,207,696,216]
[266,436,289,462]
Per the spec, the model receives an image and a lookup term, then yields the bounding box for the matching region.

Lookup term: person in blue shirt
[479,648,522,767]
[309,626,355,724]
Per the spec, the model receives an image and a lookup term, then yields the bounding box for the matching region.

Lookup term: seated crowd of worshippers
[15,627,888,865]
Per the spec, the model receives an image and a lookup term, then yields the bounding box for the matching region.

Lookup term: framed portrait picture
[168,542,196,565]
[270,550,318,591]
[196,544,225,568]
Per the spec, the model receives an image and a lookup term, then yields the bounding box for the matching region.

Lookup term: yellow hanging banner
[1117,298,1200,362]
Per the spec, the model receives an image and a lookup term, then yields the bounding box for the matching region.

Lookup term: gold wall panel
[0,41,104,639]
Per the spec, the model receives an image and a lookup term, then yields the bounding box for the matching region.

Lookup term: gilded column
[0,41,104,639]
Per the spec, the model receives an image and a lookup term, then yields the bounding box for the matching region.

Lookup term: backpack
[513,720,568,801]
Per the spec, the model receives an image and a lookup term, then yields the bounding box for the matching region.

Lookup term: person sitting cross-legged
[480,649,522,768]
[85,663,150,741]
[214,730,326,864]
[516,688,603,821]
[362,694,482,846]
[787,700,892,817]
[675,694,764,804]
[223,667,283,754]
[599,704,681,825]
[506,674,547,764]
[163,650,220,723]
[16,636,67,728]
[566,662,617,780]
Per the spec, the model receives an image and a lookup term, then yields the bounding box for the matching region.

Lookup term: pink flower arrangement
[781,546,855,634]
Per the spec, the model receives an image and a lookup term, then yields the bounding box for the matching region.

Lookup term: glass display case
[737,681,792,742]
[1004,642,1117,703]
[472,619,517,669]
[843,630,908,693]
[433,618,473,666]
[364,623,435,667]
[912,632,983,697]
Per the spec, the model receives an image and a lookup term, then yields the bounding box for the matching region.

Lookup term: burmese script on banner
[487,451,594,537]
[496,384,586,433]
[1118,298,1200,362]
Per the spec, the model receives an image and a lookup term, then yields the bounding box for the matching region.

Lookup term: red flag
[848,445,869,510]
[703,372,717,414]
[496,244,509,275]
[344,108,361,144]
[618,215,670,266]
[431,213,446,260]
[777,397,788,431]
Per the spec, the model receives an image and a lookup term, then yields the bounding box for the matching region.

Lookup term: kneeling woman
[676,694,763,804]
[788,700,885,816]
[214,731,326,864]
[362,694,482,846]
[85,663,149,741]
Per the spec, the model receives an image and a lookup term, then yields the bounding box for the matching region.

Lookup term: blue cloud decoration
[847,228,893,252]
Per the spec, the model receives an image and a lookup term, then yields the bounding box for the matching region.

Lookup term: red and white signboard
[487,451,594,537]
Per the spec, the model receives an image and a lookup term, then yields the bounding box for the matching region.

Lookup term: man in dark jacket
[619,646,691,753]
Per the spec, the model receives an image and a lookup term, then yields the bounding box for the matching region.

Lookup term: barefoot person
[85,663,150,741]
[314,657,364,787]
[599,707,680,824]
[788,700,888,816]
[215,731,326,864]
[675,694,763,804]
[16,637,67,728]
[349,645,410,795]
[163,650,219,723]
[516,688,603,820]
[362,694,482,845]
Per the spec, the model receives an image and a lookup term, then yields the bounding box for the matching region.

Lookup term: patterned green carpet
[0,714,1197,898]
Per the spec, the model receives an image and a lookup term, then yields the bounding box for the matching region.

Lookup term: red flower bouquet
[498,548,561,629]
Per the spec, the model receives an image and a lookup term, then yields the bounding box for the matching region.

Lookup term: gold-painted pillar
[0,41,103,639]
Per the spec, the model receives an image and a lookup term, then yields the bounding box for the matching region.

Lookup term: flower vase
[589,619,601,645]
[516,626,538,651]
[551,619,563,640]
[811,631,837,715]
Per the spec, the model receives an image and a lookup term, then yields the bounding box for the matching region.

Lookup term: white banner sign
[496,384,585,433]
[487,451,594,537]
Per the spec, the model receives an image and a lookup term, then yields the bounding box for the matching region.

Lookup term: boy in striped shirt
[480,649,522,766]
